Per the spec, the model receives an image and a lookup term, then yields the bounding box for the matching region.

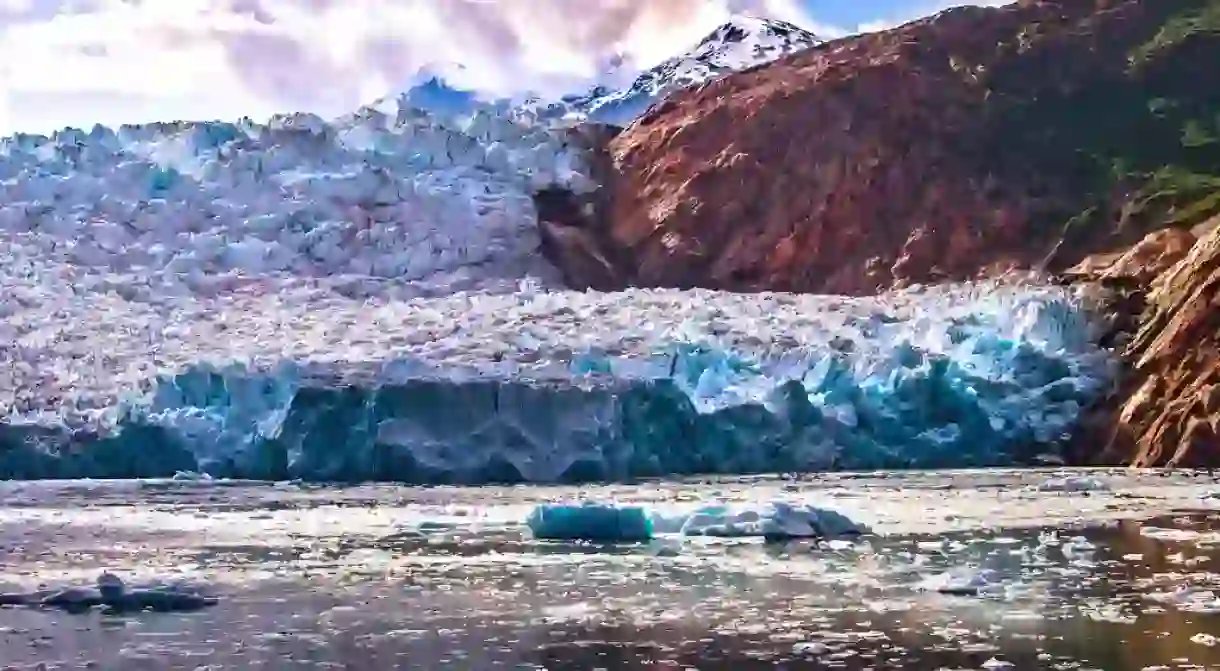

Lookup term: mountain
[352,16,822,129]
[397,76,481,118]
[356,71,495,124]
[583,15,822,126]
[583,0,1220,294]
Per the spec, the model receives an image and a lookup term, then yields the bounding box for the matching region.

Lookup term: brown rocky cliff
[1090,219,1220,466]
[586,0,1220,294]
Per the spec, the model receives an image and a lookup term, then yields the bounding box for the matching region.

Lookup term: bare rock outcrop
[533,124,629,290]
[1099,219,1220,466]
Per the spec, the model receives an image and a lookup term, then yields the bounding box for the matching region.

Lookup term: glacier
[0,104,592,298]
[0,15,1115,483]
[0,281,1115,482]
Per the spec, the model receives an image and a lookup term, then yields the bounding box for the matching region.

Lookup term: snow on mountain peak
[582,15,822,126]
[693,14,822,65]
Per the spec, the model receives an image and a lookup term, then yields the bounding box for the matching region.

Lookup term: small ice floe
[1060,535,1097,562]
[1147,587,1220,614]
[924,568,1005,597]
[1139,526,1202,542]
[792,641,830,656]
[676,501,869,541]
[1082,603,1137,624]
[0,572,218,614]
[1035,475,1110,492]
[526,503,653,542]
[171,470,214,482]
[1191,633,1219,647]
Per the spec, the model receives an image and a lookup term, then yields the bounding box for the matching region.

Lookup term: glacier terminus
[0,15,1113,482]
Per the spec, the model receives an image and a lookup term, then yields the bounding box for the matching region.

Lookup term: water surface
[2,469,1219,670]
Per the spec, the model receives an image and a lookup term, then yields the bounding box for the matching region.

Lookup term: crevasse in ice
[0,282,1115,481]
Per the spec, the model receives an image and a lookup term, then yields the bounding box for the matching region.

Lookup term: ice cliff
[0,282,1114,481]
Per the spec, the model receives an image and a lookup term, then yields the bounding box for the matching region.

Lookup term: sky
[0,0,1008,135]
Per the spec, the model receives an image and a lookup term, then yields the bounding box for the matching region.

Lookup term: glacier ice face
[0,16,1108,485]
[0,281,1115,481]
[0,104,594,299]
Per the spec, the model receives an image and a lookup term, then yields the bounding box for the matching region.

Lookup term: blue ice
[527,503,653,542]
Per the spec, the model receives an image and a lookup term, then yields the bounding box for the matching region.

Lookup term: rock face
[1091,218,1220,466]
[533,124,630,290]
[590,0,1220,294]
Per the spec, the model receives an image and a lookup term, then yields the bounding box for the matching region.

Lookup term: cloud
[0,0,991,134]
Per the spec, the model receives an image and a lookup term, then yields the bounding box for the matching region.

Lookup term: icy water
[2,469,1220,670]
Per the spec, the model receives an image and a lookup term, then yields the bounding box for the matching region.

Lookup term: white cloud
[0,0,996,134]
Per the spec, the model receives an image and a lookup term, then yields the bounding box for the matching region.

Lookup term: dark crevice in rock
[533,123,631,291]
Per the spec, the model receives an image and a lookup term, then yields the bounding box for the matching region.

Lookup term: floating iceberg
[675,501,868,539]
[1035,475,1111,492]
[526,500,865,542]
[527,503,653,542]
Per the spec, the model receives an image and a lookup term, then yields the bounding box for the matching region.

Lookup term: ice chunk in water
[678,502,868,540]
[927,567,1005,596]
[526,503,653,542]
[1036,475,1110,492]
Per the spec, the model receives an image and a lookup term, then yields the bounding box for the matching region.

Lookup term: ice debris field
[0,17,1116,483]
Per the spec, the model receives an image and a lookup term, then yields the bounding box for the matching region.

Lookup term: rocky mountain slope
[557,0,1219,295]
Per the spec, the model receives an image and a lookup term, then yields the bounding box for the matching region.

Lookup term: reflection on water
[1,482,1219,669]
